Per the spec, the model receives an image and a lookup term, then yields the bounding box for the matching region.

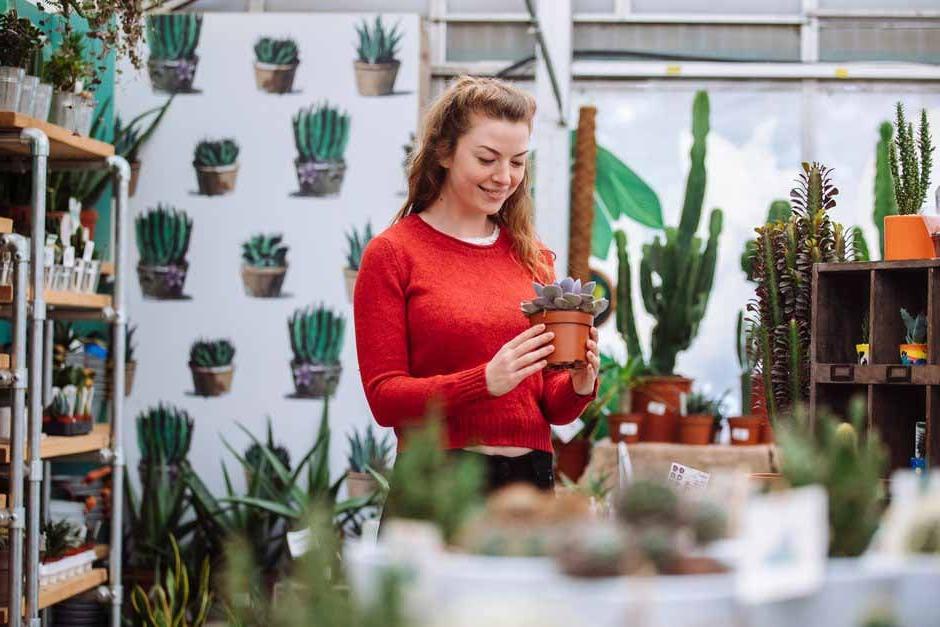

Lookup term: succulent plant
[346,424,393,474]
[193,139,239,167]
[355,15,403,65]
[690,501,727,544]
[685,389,727,418]
[902,308,927,344]
[255,37,298,65]
[615,480,679,527]
[48,393,71,419]
[136,403,194,466]
[288,305,345,365]
[135,204,192,267]
[45,31,95,92]
[41,520,83,562]
[521,277,609,317]
[242,233,288,268]
[146,14,202,61]
[345,222,373,271]
[293,102,350,163]
[189,338,235,369]
[0,8,44,69]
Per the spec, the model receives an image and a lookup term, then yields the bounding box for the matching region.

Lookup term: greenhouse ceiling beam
[569,61,940,81]
[440,12,804,25]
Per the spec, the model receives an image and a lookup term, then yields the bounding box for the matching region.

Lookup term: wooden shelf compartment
[0,423,110,464]
[0,568,108,622]
[814,363,940,385]
[813,267,871,364]
[871,267,929,365]
[0,285,111,310]
[0,111,114,162]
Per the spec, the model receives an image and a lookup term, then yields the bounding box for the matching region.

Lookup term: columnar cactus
[135,204,192,267]
[521,277,609,317]
[293,102,350,163]
[254,38,299,65]
[288,305,345,365]
[890,102,934,215]
[193,139,239,167]
[146,14,202,61]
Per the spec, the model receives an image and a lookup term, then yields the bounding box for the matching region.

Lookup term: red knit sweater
[353,213,598,452]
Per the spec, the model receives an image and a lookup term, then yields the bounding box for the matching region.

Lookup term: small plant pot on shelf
[353,60,400,96]
[678,414,714,445]
[631,376,691,443]
[347,470,379,499]
[17,74,38,114]
[138,262,188,299]
[344,267,358,302]
[608,412,643,444]
[526,310,593,370]
[42,415,93,436]
[900,343,928,365]
[884,215,940,261]
[148,56,199,93]
[728,415,762,446]
[856,343,870,365]
[0,66,24,110]
[39,547,96,586]
[553,437,590,482]
[194,162,239,196]
[295,158,347,197]
[291,361,342,398]
[242,265,287,298]
[190,364,234,397]
[254,61,299,93]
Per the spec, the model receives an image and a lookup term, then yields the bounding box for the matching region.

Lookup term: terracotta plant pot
[291,361,342,398]
[526,309,593,370]
[148,56,199,93]
[344,267,358,303]
[728,415,762,446]
[138,262,188,299]
[900,343,928,365]
[353,60,400,96]
[347,470,379,499]
[129,160,141,197]
[631,376,692,443]
[884,214,940,261]
[190,364,234,397]
[254,61,299,93]
[295,158,347,197]
[80,208,97,240]
[678,414,714,445]
[194,163,239,196]
[760,416,775,444]
[608,412,643,444]
[242,265,287,298]
[856,342,870,365]
[553,437,590,483]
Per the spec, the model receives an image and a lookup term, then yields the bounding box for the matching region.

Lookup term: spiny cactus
[146,14,202,61]
[136,404,194,466]
[345,222,373,270]
[293,102,350,162]
[136,204,192,267]
[874,121,899,258]
[189,339,235,368]
[242,234,288,268]
[288,305,345,365]
[521,277,609,317]
[193,139,239,167]
[355,15,402,64]
[890,103,934,215]
[901,308,927,344]
[255,37,298,65]
[346,424,393,474]
[741,200,790,282]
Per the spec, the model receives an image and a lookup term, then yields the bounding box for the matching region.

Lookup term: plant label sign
[736,485,828,604]
[667,462,709,493]
[551,418,585,444]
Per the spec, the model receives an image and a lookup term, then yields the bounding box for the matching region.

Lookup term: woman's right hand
[485,324,555,397]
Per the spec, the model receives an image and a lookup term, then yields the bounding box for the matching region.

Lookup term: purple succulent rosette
[521,277,609,317]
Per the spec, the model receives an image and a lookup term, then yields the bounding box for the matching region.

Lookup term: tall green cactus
[292,102,351,163]
[735,311,756,415]
[146,14,202,61]
[889,102,934,215]
[874,121,898,258]
[135,204,192,267]
[614,91,723,376]
[288,305,345,365]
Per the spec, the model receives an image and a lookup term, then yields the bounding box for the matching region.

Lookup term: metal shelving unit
[0,112,128,627]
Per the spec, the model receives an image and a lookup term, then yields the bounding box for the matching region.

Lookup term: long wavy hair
[392,75,553,283]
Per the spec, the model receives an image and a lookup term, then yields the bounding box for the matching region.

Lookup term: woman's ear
[440,154,452,169]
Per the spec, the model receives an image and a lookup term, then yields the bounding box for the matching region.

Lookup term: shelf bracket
[0,506,25,529]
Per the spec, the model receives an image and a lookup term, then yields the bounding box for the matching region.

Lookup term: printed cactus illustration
[254,37,300,93]
[255,38,298,65]
[136,204,192,267]
[136,404,194,466]
[345,223,373,271]
[189,339,235,368]
[242,234,288,268]
[355,15,403,65]
[289,305,345,366]
[193,139,239,167]
[521,277,609,317]
[614,91,723,376]
[146,14,202,93]
[292,102,351,196]
[346,424,393,474]
[890,102,934,215]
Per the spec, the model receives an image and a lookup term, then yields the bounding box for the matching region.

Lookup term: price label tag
[667,462,710,493]
[732,428,751,442]
[647,401,666,416]
[619,422,638,436]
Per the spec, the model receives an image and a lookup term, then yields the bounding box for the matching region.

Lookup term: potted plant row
[43,365,94,436]
[288,304,345,398]
[189,338,235,397]
[242,233,288,298]
[346,424,393,498]
[0,9,47,116]
[344,221,373,302]
[136,204,192,299]
[678,390,727,446]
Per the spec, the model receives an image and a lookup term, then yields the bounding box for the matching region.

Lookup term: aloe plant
[521,277,609,317]
[130,535,212,627]
[146,14,202,61]
[901,308,927,344]
[242,234,288,268]
[136,403,194,466]
[355,15,403,64]
[288,305,345,365]
[136,204,192,267]
[190,338,235,368]
[345,223,373,271]
[115,98,174,163]
[255,37,298,65]
[346,425,393,474]
[193,138,239,167]
[293,102,350,163]
[890,102,934,215]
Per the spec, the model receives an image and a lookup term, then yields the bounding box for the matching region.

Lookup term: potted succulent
[45,32,97,135]
[0,9,43,112]
[343,222,373,302]
[254,37,299,94]
[189,338,235,397]
[858,312,870,365]
[728,414,763,446]
[241,233,288,298]
[146,13,202,94]
[43,365,94,436]
[679,390,725,446]
[901,308,928,365]
[520,277,608,370]
[353,15,403,97]
[600,354,644,444]
[135,204,192,299]
[884,102,936,260]
[193,138,239,196]
[39,520,95,586]
[288,305,345,398]
[292,101,350,197]
[346,424,393,499]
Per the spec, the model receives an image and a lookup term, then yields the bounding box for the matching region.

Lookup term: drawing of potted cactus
[353,15,403,97]
[193,138,239,196]
[135,204,192,300]
[292,102,350,197]
[288,304,345,399]
[146,14,202,94]
[344,222,372,303]
[189,338,235,397]
[254,37,299,94]
[241,233,288,298]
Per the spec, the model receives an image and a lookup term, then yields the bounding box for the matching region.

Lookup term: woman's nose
[492,162,511,185]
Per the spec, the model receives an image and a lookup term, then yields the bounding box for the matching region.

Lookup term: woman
[353,75,599,494]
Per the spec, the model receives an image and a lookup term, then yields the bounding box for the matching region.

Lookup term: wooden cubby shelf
[0,111,114,162]
[812,259,940,474]
[0,568,107,623]
[0,424,110,464]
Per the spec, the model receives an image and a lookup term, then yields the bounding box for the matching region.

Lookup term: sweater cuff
[441,363,492,411]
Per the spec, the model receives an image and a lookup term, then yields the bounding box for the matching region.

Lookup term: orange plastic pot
[631,376,692,442]
[884,215,940,261]
[553,438,591,482]
[678,414,714,445]
[608,413,644,444]
[760,416,775,444]
[728,415,762,446]
[527,310,593,369]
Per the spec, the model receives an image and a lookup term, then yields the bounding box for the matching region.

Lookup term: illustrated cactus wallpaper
[116,13,419,495]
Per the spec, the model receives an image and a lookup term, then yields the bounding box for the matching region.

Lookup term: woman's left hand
[571,326,599,396]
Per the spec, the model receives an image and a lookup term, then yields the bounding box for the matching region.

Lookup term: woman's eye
[478,158,495,164]
[511,161,523,168]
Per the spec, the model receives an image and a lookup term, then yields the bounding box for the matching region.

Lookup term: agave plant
[115,98,174,163]
[293,102,350,163]
[255,37,298,65]
[242,234,288,268]
[190,338,235,368]
[355,15,403,64]
[136,403,194,466]
[521,277,609,317]
[136,204,192,267]
[901,308,927,344]
[193,138,239,167]
[288,305,345,365]
[345,222,373,271]
[146,14,202,61]
[346,425,393,474]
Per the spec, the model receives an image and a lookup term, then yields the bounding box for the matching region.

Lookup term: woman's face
[440,113,530,217]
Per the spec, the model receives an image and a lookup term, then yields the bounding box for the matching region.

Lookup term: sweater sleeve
[353,237,493,428]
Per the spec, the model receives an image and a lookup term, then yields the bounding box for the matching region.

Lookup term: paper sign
[551,418,584,444]
[286,527,312,558]
[732,428,751,442]
[647,401,666,416]
[667,462,710,493]
[618,422,638,436]
[736,485,828,604]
